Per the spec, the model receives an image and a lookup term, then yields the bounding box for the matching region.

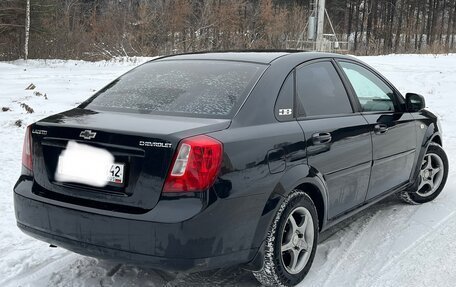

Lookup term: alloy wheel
[417,153,444,197]
[281,206,315,274]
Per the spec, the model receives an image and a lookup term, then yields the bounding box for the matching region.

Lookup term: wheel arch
[409,126,443,191]
[430,134,442,147]
[421,122,441,148]
[294,182,325,231]
[278,165,328,229]
[245,164,328,271]
[256,164,328,240]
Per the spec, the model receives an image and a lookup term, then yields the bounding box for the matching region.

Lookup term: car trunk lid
[31,108,230,211]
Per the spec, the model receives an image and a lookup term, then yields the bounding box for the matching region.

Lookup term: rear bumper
[14,178,266,272]
[17,222,253,272]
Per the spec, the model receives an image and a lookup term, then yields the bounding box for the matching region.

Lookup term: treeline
[343,0,456,55]
[0,0,455,60]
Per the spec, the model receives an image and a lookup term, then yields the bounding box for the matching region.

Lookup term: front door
[337,61,416,200]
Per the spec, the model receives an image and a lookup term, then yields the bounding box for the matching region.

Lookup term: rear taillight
[163,135,223,193]
[22,126,33,171]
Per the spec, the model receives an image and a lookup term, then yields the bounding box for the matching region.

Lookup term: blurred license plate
[108,163,124,184]
[57,157,124,185]
[55,141,123,187]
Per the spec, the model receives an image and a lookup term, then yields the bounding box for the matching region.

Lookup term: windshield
[82,60,266,118]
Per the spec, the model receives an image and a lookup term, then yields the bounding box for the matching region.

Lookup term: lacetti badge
[32,129,47,135]
[79,130,97,140]
[139,141,172,148]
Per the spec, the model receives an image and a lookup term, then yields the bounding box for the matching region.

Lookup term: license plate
[108,163,124,184]
[57,160,125,185]
[55,141,125,187]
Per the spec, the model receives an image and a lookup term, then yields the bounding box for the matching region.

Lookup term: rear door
[337,60,416,200]
[295,60,373,219]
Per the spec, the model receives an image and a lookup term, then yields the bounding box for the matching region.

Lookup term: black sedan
[14,51,448,286]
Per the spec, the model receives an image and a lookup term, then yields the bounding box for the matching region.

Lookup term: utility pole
[25,0,30,60]
[316,0,325,51]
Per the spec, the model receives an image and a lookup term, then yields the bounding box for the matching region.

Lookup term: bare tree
[24,0,30,60]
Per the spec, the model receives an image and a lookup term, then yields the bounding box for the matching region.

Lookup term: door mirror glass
[405,93,425,112]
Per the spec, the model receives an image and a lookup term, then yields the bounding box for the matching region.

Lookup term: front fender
[409,122,442,191]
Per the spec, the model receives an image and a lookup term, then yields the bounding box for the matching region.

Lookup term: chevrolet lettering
[139,141,172,148]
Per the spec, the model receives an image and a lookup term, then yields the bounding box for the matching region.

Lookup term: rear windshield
[82,60,266,118]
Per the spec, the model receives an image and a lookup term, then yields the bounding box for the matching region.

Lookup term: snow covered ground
[0,54,455,287]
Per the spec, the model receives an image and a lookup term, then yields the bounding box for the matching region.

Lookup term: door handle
[374,124,388,134]
[312,132,332,144]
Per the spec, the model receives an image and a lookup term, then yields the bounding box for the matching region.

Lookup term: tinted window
[340,62,396,112]
[275,72,294,121]
[296,62,352,117]
[83,60,266,118]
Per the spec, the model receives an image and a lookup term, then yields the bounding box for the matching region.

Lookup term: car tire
[252,190,319,287]
[398,143,449,205]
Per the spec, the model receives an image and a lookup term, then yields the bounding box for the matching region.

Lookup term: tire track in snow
[320,210,383,287]
[369,211,456,287]
[350,201,453,287]
[374,210,456,277]
[165,267,259,287]
[2,252,76,287]
[302,196,428,287]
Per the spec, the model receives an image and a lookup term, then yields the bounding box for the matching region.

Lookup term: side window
[296,61,353,117]
[340,62,396,112]
[274,72,294,121]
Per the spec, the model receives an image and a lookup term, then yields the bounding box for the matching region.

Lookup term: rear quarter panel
[208,121,306,249]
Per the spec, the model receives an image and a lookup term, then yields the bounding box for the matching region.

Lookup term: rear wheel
[398,144,448,205]
[253,191,318,287]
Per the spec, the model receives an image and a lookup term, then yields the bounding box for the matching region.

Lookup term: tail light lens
[163,135,223,193]
[22,126,33,171]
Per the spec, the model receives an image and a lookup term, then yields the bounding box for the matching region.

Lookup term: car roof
[154,50,356,65]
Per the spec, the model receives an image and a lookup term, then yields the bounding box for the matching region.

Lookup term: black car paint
[14,52,442,272]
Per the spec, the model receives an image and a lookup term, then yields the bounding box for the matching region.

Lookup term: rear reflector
[22,126,33,171]
[163,135,222,193]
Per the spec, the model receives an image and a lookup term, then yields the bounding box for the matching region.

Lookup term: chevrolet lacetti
[14,52,448,286]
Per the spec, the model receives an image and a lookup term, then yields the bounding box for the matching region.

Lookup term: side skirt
[322,181,412,231]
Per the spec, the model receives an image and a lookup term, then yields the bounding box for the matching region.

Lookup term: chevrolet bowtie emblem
[79,130,97,140]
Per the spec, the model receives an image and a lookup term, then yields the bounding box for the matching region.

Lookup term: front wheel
[398,144,449,205]
[253,191,318,287]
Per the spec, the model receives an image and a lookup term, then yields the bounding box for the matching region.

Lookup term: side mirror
[406,93,426,112]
